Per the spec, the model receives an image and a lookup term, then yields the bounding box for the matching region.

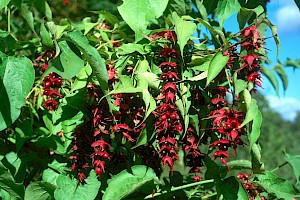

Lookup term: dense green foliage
[1,0,300,199]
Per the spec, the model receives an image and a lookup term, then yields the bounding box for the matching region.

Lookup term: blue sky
[222,0,300,121]
[262,0,300,121]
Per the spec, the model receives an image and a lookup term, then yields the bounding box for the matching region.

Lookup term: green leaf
[46,41,84,80]
[261,66,278,94]
[256,171,296,199]
[237,6,264,29]
[133,116,155,148]
[251,143,264,173]
[40,21,53,48]
[82,17,98,35]
[216,177,248,200]
[103,165,158,200]
[274,64,288,91]
[0,162,25,200]
[24,182,56,200]
[119,44,146,55]
[172,12,197,56]
[284,152,300,184]
[186,70,208,81]
[54,170,100,200]
[227,160,252,170]
[234,79,247,95]
[196,18,227,45]
[19,3,36,35]
[43,160,68,186]
[138,72,160,90]
[206,51,229,87]
[136,60,150,88]
[240,99,259,127]
[217,0,241,27]
[285,58,300,69]
[0,0,10,10]
[0,56,34,131]
[65,31,108,95]
[117,0,169,41]
[249,110,262,150]
[262,19,280,58]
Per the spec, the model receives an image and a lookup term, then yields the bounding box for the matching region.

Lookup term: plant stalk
[144,179,214,199]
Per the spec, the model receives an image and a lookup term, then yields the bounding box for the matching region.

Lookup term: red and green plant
[1,0,300,199]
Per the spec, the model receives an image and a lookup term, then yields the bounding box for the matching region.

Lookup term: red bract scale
[148,30,177,42]
[42,99,59,111]
[35,49,55,71]
[42,72,63,111]
[238,26,263,92]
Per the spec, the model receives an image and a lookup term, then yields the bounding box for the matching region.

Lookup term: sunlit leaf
[274,64,288,91]
[256,171,296,199]
[25,182,56,200]
[0,56,34,131]
[284,152,300,184]
[206,51,229,86]
[217,0,241,27]
[54,170,100,200]
[172,12,197,56]
[103,165,158,200]
[261,66,278,94]
[118,0,169,41]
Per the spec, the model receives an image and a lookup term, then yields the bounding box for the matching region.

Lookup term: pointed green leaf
[274,64,288,91]
[19,3,36,34]
[0,0,10,10]
[40,21,53,48]
[227,160,252,170]
[65,30,108,95]
[234,79,247,95]
[249,110,262,150]
[284,152,300,184]
[251,143,264,173]
[138,72,160,90]
[256,171,296,199]
[240,99,258,127]
[187,70,208,81]
[103,165,158,200]
[216,177,248,200]
[237,6,264,29]
[172,12,197,56]
[25,182,56,200]
[261,66,278,94]
[47,41,84,80]
[217,0,241,27]
[54,170,100,200]
[0,162,25,200]
[0,56,34,131]
[206,51,229,86]
[133,116,155,148]
[262,19,280,58]
[118,0,169,41]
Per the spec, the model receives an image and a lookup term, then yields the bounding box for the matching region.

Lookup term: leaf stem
[271,161,288,173]
[202,192,218,199]
[144,179,214,199]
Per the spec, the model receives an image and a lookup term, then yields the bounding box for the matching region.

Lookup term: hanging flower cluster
[42,72,63,111]
[151,31,182,170]
[239,26,263,91]
[208,86,244,169]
